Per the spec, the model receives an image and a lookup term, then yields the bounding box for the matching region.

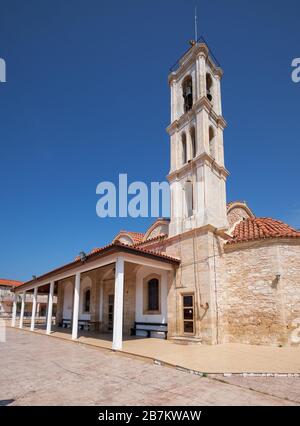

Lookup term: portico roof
[16,241,180,292]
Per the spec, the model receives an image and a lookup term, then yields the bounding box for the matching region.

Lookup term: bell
[185,86,192,96]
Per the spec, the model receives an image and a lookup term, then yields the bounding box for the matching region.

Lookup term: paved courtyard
[0,328,300,406]
[14,322,300,374]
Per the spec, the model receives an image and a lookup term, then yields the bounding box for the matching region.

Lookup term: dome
[228,217,300,245]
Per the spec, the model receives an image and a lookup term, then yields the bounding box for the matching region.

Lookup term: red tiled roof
[17,241,180,290]
[90,241,180,262]
[0,278,23,287]
[90,248,101,254]
[227,217,300,245]
[119,231,145,244]
[134,233,168,246]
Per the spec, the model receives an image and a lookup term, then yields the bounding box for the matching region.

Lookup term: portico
[11,242,179,350]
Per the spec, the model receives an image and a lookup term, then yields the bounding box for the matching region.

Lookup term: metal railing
[169,35,221,73]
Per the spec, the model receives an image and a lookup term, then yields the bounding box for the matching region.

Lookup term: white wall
[135,266,168,330]
[62,281,73,319]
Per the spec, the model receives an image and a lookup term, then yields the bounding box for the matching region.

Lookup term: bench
[59,319,91,331]
[61,318,71,328]
[131,322,168,339]
[78,319,90,331]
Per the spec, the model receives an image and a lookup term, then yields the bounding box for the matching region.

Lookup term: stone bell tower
[167,40,229,237]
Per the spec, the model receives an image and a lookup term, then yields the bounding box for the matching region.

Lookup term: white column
[11,293,17,327]
[72,273,81,340]
[112,256,125,351]
[37,302,41,317]
[215,75,222,116]
[170,79,177,122]
[19,291,26,329]
[196,56,201,100]
[30,287,38,331]
[46,281,54,335]
[197,54,206,98]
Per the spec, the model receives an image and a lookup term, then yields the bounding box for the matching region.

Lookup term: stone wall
[164,227,300,347]
[165,227,221,344]
[227,205,253,229]
[219,240,300,346]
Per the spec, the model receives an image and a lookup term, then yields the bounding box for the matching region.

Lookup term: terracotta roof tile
[0,278,24,287]
[17,242,180,290]
[227,217,300,245]
[89,241,180,263]
[134,233,168,246]
[120,231,144,244]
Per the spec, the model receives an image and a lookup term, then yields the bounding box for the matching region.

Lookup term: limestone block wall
[219,240,300,346]
[278,243,300,345]
[227,207,252,228]
[165,227,221,344]
[123,272,136,335]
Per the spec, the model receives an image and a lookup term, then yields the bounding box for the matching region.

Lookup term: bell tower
[167,40,229,237]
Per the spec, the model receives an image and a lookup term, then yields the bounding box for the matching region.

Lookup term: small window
[182,76,193,112]
[182,133,187,165]
[148,278,159,311]
[84,289,91,313]
[206,73,213,102]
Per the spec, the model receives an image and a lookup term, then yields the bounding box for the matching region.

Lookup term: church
[12,39,300,348]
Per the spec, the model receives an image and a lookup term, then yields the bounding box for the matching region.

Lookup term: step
[169,336,202,345]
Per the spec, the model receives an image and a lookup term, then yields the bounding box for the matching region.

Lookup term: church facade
[12,40,300,348]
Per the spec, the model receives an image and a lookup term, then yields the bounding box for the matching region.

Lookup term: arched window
[83,289,91,313]
[209,126,216,159]
[190,127,196,158]
[206,73,213,102]
[182,76,193,112]
[185,180,193,217]
[182,133,187,165]
[147,278,159,311]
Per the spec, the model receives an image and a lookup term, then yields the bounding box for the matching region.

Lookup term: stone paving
[18,323,300,374]
[0,328,299,406]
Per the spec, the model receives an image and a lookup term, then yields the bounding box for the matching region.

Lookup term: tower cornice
[166,97,227,135]
[167,152,229,182]
[166,120,179,136]
[168,43,223,85]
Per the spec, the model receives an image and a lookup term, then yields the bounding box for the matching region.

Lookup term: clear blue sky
[0,0,299,281]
